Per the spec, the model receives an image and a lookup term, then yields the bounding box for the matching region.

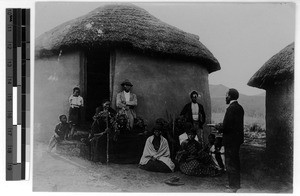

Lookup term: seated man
[139,126,175,173]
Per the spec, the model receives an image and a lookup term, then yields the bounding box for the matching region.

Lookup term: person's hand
[104,128,110,133]
[186,155,196,161]
[90,137,95,142]
[150,157,157,161]
[186,157,193,162]
[215,123,223,131]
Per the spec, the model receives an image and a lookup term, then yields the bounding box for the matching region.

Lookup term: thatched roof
[247,42,294,89]
[35,3,220,73]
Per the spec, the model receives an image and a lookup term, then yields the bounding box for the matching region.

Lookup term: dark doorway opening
[85,49,110,123]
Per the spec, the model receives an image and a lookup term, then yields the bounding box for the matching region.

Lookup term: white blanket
[139,135,175,172]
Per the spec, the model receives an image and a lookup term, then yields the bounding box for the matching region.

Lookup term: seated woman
[89,100,116,162]
[176,128,220,177]
[139,125,175,173]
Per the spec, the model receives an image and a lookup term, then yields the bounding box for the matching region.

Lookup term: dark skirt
[90,134,108,163]
[179,152,219,177]
[140,160,172,173]
[69,107,81,126]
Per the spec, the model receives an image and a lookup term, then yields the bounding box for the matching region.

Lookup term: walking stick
[172,115,175,159]
[106,111,109,164]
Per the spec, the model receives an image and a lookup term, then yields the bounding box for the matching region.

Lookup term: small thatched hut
[248,42,294,175]
[34,3,220,142]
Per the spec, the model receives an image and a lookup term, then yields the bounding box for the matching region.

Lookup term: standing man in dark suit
[180,91,206,147]
[217,88,244,192]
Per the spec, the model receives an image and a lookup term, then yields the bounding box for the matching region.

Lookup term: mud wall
[34,51,82,142]
[265,81,294,174]
[111,49,212,142]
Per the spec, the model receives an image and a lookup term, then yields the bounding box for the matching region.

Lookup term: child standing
[68,87,84,138]
[48,115,71,152]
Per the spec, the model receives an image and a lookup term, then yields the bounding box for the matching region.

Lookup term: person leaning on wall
[116,79,137,129]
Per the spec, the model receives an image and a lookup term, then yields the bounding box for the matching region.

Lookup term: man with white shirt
[116,79,137,129]
[180,91,206,147]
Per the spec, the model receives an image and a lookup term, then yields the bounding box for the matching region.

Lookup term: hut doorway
[85,49,110,123]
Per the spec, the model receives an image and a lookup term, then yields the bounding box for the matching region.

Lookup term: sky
[35,1,295,96]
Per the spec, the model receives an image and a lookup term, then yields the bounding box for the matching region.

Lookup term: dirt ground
[32,141,292,193]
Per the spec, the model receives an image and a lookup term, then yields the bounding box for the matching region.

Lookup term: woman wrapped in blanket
[176,127,220,177]
[139,125,175,173]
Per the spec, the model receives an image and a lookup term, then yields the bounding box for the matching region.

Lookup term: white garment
[179,133,199,145]
[191,103,199,121]
[229,100,237,105]
[210,145,225,170]
[124,91,130,102]
[139,135,175,172]
[69,95,84,108]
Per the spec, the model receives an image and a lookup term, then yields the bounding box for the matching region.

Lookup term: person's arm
[220,146,225,167]
[154,139,171,159]
[80,96,84,107]
[126,93,137,106]
[116,93,126,109]
[220,106,234,133]
[199,104,206,126]
[54,124,60,138]
[180,104,188,116]
[69,95,73,107]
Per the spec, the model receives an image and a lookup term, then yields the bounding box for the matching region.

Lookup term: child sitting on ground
[202,133,216,153]
[210,136,225,172]
[47,115,71,152]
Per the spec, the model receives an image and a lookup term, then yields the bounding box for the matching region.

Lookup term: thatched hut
[248,42,294,175]
[34,3,220,142]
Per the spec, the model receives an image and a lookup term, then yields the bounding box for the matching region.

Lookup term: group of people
[47,79,244,193]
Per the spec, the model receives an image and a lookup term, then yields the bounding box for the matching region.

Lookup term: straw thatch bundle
[35,3,220,73]
[248,43,294,89]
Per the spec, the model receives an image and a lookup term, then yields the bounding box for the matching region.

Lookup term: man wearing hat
[116,79,137,129]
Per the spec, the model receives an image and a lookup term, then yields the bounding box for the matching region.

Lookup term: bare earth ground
[33,141,292,193]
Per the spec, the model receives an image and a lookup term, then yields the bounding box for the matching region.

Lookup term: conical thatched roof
[247,42,294,89]
[35,3,220,73]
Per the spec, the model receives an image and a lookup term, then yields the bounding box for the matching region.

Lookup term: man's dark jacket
[180,102,206,128]
[221,101,244,146]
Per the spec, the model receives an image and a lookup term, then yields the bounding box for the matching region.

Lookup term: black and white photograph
[32,1,295,193]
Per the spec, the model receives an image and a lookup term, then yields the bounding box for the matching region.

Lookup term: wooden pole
[172,115,175,159]
[106,111,109,164]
